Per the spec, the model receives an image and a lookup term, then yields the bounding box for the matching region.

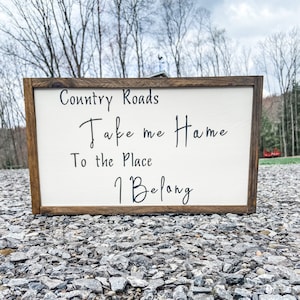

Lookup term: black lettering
[79,118,102,148]
[69,96,76,105]
[123,89,131,104]
[122,152,130,167]
[70,153,87,167]
[160,176,165,202]
[143,128,165,139]
[106,96,113,112]
[114,177,122,204]
[130,176,148,203]
[122,88,159,105]
[115,116,123,146]
[220,129,228,136]
[60,89,68,105]
[122,152,152,167]
[96,153,113,167]
[84,96,92,105]
[139,95,145,104]
[104,131,113,140]
[70,152,80,167]
[60,89,112,112]
[193,129,203,138]
[175,115,191,147]
[92,91,97,104]
[182,187,193,205]
[146,89,152,104]
[80,158,87,167]
[206,127,218,137]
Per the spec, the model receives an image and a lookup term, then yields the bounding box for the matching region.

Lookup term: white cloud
[211,0,300,46]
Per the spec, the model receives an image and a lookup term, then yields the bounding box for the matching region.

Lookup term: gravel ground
[0,164,299,300]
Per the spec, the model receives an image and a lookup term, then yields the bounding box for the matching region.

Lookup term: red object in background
[263,149,272,158]
[271,148,281,157]
[263,148,281,158]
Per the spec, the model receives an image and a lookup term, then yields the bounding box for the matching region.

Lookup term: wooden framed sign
[24,77,262,215]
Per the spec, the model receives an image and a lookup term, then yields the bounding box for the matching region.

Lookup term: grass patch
[259,156,300,165]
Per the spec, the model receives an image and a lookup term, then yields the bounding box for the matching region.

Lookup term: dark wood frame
[24,76,263,215]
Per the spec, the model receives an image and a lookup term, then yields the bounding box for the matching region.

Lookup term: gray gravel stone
[73,278,103,292]
[290,273,300,285]
[267,255,288,265]
[233,287,252,298]
[193,296,214,300]
[225,273,244,285]
[213,284,233,300]
[109,276,127,292]
[21,289,37,300]
[60,290,90,299]
[9,251,28,262]
[6,278,29,287]
[43,291,58,300]
[259,295,297,300]
[127,275,149,288]
[257,273,277,284]
[40,276,66,289]
[148,278,165,290]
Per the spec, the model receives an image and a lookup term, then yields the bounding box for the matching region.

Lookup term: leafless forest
[0,0,299,168]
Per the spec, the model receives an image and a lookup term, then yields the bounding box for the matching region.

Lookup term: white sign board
[24,77,262,214]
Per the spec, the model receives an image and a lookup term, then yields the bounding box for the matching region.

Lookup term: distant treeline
[0,127,27,169]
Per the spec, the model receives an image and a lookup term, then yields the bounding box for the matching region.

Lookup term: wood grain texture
[23,78,41,214]
[247,76,263,213]
[27,76,260,89]
[40,205,250,215]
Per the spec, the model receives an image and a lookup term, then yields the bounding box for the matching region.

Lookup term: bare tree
[159,0,194,77]
[234,46,252,76]
[182,6,235,77]
[107,0,134,78]
[206,23,234,76]
[50,0,96,77]
[0,55,27,168]
[187,7,211,76]
[0,0,59,76]
[0,0,96,78]
[257,28,300,156]
[129,0,152,77]
[91,0,106,77]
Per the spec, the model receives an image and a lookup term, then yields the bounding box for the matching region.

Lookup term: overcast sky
[202,0,300,94]
[205,0,300,47]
